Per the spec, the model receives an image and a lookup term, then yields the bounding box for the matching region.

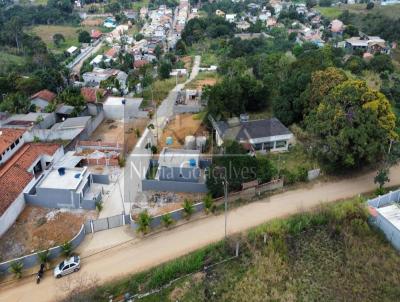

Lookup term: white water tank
[184,135,196,150]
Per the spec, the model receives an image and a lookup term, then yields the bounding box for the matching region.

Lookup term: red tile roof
[134,59,149,69]
[91,29,102,39]
[81,87,107,103]
[0,143,60,216]
[0,128,26,155]
[104,47,118,58]
[30,89,56,103]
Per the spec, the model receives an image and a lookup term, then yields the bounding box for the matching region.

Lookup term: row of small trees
[6,241,74,279]
[136,195,215,234]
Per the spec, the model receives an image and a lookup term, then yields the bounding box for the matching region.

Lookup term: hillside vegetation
[67,198,400,301]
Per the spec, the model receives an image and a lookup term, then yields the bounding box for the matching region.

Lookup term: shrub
[37,249,50,265]
[137,210,151,234]
[375,187,386,196]
[118,156,126,167]
[182,199,194,219]
[61,241,73,257]
[95,200,103,212]
[296,166,308,182]
[203,194,215,213]
[9,261,23,279]
[161,213,174,228]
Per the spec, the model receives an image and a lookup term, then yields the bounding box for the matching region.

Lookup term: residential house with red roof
[0,141,63,237]
[91,29,102,40]
[30,89,57,112]
[0,128,26,165]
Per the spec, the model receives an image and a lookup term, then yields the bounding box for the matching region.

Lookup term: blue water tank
[58,167,65,176]
[166,137,173,145]
[189,159,196,167]
[74,173,81,179]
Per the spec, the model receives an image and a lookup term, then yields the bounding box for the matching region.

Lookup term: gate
[88,213,126,233]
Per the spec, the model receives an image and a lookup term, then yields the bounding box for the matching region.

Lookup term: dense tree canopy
[305,79,397,170]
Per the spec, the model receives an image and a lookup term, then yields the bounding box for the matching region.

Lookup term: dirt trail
[1,165,400,302]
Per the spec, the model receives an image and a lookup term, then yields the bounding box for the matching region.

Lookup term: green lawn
[317,3,400,20]
[0,52,26,73]
[67,198,400,301]
[316,6,342,19]
[132,0,149,10]
[138,77,186,106]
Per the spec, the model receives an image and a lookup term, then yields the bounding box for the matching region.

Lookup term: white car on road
[54,256,81,278]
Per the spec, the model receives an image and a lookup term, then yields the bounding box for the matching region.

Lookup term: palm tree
[37,249,50,267]
[203,194,215,214]
[61,241,73,257]
[137,210,151,234]
[9,261,23,279]
[183,199,194,219]
[162,213,174,228]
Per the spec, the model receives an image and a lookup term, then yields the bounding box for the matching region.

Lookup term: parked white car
[54,256,81,278]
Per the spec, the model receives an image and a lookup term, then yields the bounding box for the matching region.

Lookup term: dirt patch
[194,78,218,89]
[0,206,96,262]
[160,114,207,149]
[81,18,104,26]
[181,56,192,70]
[90,118,148,153]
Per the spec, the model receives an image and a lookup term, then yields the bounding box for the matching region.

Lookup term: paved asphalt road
[1,165,399,301]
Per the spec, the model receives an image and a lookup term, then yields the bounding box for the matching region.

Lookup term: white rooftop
[158,148,200,168]
[38,167,87,190]
[103,96,143,106]
[377,204,400,231]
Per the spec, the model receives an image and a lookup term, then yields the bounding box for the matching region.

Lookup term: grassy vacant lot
[317,3,400,20]
[29,24,104,52]
[185,72,220,90]
[67,198,400,301]
[139,77,186,106]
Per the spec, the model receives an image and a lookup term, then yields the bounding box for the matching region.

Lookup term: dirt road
[1,166,399,302]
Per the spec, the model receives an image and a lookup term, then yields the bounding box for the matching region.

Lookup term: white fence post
[90,219,94,233]
[122,212,126,225]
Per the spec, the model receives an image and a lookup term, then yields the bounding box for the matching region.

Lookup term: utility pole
[151,86,159,145]
[223,178,228,240]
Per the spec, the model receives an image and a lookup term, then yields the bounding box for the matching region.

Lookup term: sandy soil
[159,114,207,149]
[0,206,95,262]
[90,118,148,153]
[180,56,192,70]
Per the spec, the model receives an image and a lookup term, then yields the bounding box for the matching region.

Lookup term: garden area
[62,197,400,302]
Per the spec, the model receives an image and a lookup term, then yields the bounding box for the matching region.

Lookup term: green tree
[137,210,151,234]
[256,157,277,184]
[175,39,187,55]
[159,61,172,79]
[366,2,374,9]
[305,80,397,171]
[0,92,30,113]
[344,24,359,37]
[78,30,91,43]
[53,33,65,47]
[203,194,215,213]
[345,56,366,75]
[374,168,390,189]
[154,44,163,59]
[135,33,144,41]
[37,249,50,266]
[369,54,394,73]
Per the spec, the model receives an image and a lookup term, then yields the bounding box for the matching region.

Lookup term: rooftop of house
[58,116,91,130]
[330,19,344,33]
[91,29,102,39]
[37,166,87,190]
[133,59,150,68]
[30,89,56,103]
[104,47,118,58]
[346,35,385,46]
[214,117,292,142]
[103,96,143,107]
[0,143,60,216]
[81,87,107,103]
[0,128,25,155]
[376,204,400,231]
[158,147,200,168]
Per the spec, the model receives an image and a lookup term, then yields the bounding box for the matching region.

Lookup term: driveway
[1,165,399,302]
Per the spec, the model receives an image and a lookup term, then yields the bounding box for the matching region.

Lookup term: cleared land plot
[89,118,148,152]
[140,77,186,107]
[159,114,207,149]
[29,25,103,52]
[185,72,220,90]
[0,206,95,262]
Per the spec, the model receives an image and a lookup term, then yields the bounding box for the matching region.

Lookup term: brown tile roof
[104,47,118,58]
[0,128,26,155]
[134,59,149,69]
[91,29,102,39]
[0,143,60,216]
[30,89,56,103]
[81,87,107,103]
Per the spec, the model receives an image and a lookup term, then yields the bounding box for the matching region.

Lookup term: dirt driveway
[1,165,400,302]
